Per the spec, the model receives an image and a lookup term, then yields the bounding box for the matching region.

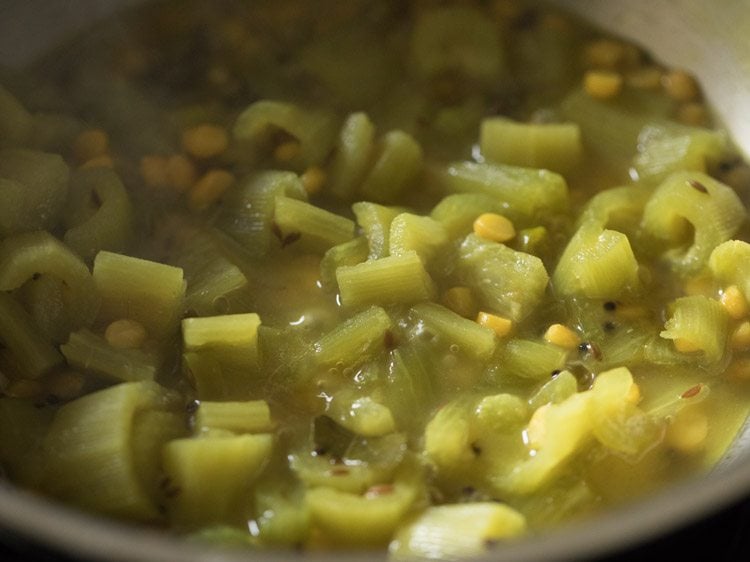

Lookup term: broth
[1,0,750,557]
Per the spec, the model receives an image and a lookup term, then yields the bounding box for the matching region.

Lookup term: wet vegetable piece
[2,0,750,558]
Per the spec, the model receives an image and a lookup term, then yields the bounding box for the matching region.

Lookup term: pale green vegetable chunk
[313,306,392,367]
[560,89,672,164]
[474,393,529,431]
[352,201,404,260]
[359,130,423,203]
[436,161,569,226]
[61,329,158,382]
[492,392,594,495]
[633,122,728,183]
[328,394,397,437]
[0,230,99,330]
[389,503,526,560]
[17,273,76,344]
[501,339,568,381]
[336,252,435,308]
[386,345,438,434]
[290,436,404,495]
[182,313,262,399]
[410,302,496,361]
[577,184,651,236]
[63,167,133,263]
[162,433,273,526]
[0,149,69,235]
[424,399,475,476]
[43,381,176,520]
[480,117,582,175]
[305,460,422,547]
[328,112,376,199]
[640,171,746,273]
[660,295,728,363]
[709,240,750,301]
[194,400,272,434]
[254,478,310,546]
[430,193,508,240]
[320,236,369,291]
[233,100,336,169]
[0,292,63,379]
[389,213,448,265]
[528,370,578,411]
[172,230,249,317]
[553,223,640,299]
[183,312,261,353]
[273,195,355,253]
[590,367,664,459]
[410,5,505,82]
[131,409,186,501]
[456,234,549,322]
[94,251,185,339]
[218,171,307,257]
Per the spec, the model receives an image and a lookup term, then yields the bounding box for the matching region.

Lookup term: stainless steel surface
[1,1,750,560]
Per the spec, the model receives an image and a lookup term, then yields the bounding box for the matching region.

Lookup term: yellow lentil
[72,128,109,163]
[526,404,549,447]
[473,213,515,243]
[166,154,198,192]
[677,102,709,127]
[662,70,699,102]
[140,155,170,188]
[584,39,625,69]
[720,285,749,320]
[727,357,750,381]
[181,124,229,159]
[625,382,641,405]
[5,379,42,399]
[274,140,301,162]
[731,321,750,351]
[46,371,86,401]
[476,311,512,338]
[583,70,623,99]
[188,169,235,211]
[625,65,663,90]
[665,407,708,454]
[301,166,327,196]
[543,323,581,349]
[105,319,148,350]
[441,287,477,319]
